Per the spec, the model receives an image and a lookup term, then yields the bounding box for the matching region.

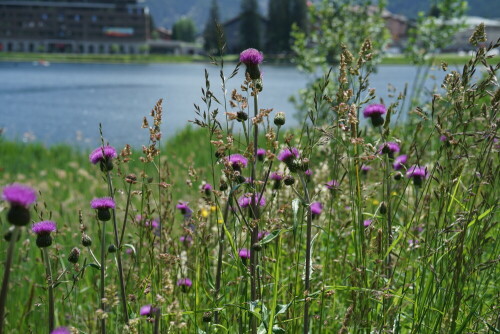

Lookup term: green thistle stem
[100,220,106,334]
[42,247,55,333]
[105,172,129,324]
[249,91,260,334]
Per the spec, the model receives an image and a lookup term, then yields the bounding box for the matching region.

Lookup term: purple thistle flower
[145,219,159,229]
[379,142,400,158]
[363,104,386,118]
[91,197,115,221]
[270,171,284,189]
[177,278,192,287]
[393,155,408,170]
[258,230,270,241]
[256,148,266,161]
[277,147,300,163]
[51,327,71,334]
[2,183,37,207]
[363,219,372,227]
[440,135,448,142]
[270,172,283,181]
[202,183,213,191]
[177,278,192,292]
[89,145,117,164]
[32,220,57,235]
[304,169,313,176]
[32,220,57,247]
[201,183,213,196]
[363,104,386,127]
[140,304,156,317]
[239,48,264,65]
[240,48,264,81]
[180,235,193,247]
[176,201,193,218]
[361,165,372,174]
[90,197,115,209]
[238,248,251,259]
[325,179,339,190]
[238,193,266,208]
[406,165,429,186]
[406,165,429,178]
[226,154,248,170]
[310,202,323,219]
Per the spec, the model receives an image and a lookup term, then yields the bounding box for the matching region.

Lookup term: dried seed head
[126,174,137,184]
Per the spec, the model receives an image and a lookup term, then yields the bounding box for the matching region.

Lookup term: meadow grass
[0,37,499,334]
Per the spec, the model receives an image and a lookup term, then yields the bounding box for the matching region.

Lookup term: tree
[240,0,261,50]
[266,0,308,53]
[267,0,289,52]
[203,0,222,53]
[172,17,196,42]
[289,0,308,33]
[291,0,390,121]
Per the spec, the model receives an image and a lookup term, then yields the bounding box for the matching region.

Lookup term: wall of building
[0,0,150,53]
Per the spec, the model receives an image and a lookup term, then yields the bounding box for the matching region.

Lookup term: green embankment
[1,51,496,65]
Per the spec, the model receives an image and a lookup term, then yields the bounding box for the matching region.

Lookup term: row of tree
[202,0,308,54]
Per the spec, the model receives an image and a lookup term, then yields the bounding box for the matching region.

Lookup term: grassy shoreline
[1,51,497,65]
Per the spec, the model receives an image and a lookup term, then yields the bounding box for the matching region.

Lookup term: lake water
[0,61,448,148]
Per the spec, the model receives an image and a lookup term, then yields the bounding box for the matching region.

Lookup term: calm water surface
[0,62,447,148]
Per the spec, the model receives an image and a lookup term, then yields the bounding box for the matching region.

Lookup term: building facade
[0,0,150,54]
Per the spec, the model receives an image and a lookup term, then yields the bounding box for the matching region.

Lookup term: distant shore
[1,52,497,66]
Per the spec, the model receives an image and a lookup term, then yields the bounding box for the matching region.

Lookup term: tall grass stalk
[0,226,20,334]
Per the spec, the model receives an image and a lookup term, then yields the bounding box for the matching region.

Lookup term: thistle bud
[99,158,114,172]
[252,242,262,252]
[36,234,53,248]
[237,111,248,122]
[380,202,387,215]
[284,175,295,186]
[68,247,81,264]
[7,206,30,227]
[235,174,246,184]
[108,244,117,253]
[4,226,21,242]
[274,112,286,126]
[97,208,111,222]
[202,312,213,323]
[219,180,228,191]
[81,234,92,247]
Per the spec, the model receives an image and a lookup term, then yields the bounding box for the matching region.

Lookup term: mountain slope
[144,0,500,30]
